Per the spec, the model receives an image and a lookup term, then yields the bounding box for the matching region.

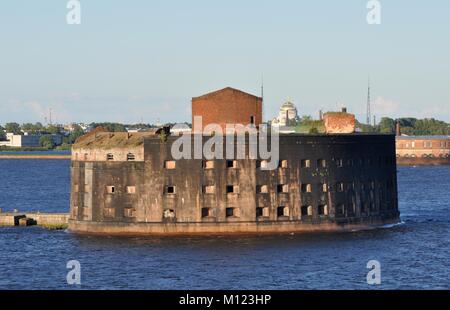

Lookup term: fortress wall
[69,134,400,234]
[71,147,144,162]
[70,161,145,222]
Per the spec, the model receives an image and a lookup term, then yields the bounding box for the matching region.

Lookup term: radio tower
[261,74,264,124]
[366,77,371,126]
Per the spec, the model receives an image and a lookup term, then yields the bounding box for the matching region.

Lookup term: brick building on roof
[192,87,263,132]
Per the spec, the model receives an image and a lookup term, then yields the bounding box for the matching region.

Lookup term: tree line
[358,117,450,135]
[0,122,85,149]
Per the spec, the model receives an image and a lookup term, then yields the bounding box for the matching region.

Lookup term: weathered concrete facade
[69,133,400,236]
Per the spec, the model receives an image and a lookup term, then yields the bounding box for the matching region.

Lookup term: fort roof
[73,131,156,149]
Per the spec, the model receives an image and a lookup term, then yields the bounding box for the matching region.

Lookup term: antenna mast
[261,74,264,124]
[366,77,371,126]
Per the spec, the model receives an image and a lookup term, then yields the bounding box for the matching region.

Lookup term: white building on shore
[0,133,63,147]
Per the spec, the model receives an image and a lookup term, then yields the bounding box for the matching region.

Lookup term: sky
[1,0,449,125]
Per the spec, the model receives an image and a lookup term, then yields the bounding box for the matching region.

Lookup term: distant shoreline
[0,154,71,160]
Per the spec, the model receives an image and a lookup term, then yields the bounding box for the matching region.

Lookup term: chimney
[396,122,401,136]
[341,107,347,113]
[319,110,323,121]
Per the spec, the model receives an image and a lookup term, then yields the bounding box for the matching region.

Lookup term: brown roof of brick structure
[192,87,262,100]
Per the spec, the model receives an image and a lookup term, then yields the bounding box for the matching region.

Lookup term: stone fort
[69,87,400,235]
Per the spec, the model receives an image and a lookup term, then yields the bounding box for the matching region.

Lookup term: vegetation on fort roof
[159,131,168,143]
[73,132,152,149]
[91,122,127,132]
[293,116,325,134]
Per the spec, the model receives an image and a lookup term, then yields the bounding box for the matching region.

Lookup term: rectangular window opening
[257,207,270,217]
[257,185,269,194]
[103,207,115,218]
[277,184,289,193]
[279,160,288,169]
[165,161,176,169]
[203,160,215,169]
[258,160,269,169]
[201,208,212,218]
[226,160,238,169]
[163,209,175,219]
[226,207,240,218]
[336,204,345,215]
[301,183,312,193]
[124,208,136,218]
[277,206,289,218]
[301,159,311,168]
[318,205,328,216]
[301,206,313,217]
[226,185,239,194]
[166,186,176,195]
[318,159,327,168]
[203,185,216,194]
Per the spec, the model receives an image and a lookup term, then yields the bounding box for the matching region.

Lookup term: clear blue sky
[1,0,449,124]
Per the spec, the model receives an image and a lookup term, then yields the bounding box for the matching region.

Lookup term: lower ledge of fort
[68,214,400,236]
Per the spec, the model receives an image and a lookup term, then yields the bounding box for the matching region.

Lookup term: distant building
[271,100,299,128]
[170,124,192,135]
[396,135,450,165]
[0,133,63,147]
[323,108,356,134]
[78,123,93,133]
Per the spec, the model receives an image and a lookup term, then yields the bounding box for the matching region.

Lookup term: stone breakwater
[0,212,70,229]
